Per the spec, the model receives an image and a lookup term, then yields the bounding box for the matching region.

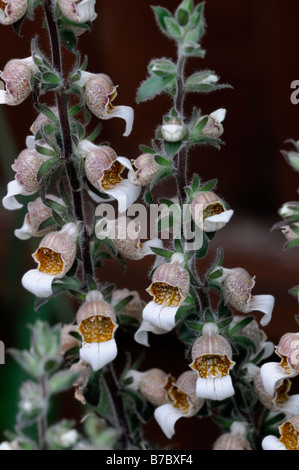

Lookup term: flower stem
[42,0,94,289]
[38,374,48,450]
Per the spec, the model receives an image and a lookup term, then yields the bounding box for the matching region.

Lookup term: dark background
[0,0,299,450]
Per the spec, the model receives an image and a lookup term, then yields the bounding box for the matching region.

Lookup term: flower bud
[218,267,275,326]
[71,360,90,405]
[59,0,97,23]
[161,118,186,142]
[201,108,226,138]
[77,72,134,137]
[76,290,118,371]
[0,57,36,105]
[190,322,235,401]
[213,422,252,450]
[0,0,28,25]
[128,153,159,186]
[190,191,233,232]
[30,106,58,135]
[126,368,169,407]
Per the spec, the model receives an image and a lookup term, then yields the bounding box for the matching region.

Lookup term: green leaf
[139,145,156,155]
[199,178,218,193]
[137,74,176,103]
[163,140,183,158]
[59,27,77,53]
[176,8,189,27]
[34,103,58,123]
[37,157,59,182]
[154,154,172,167]
[150,167,173,189]
[149,58,177,77]
[49,370,79,395]
[114,295,134,313]
[180,0,194,13]
[42,71,61,85]
[37,216,56,233]
[228,316,254,337]
[164,16,183,39]
[151,6,172,32]
[189,115,208,140]
[149,247,174,258]
[35,144,57,158]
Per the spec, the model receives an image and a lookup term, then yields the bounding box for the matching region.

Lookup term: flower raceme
[134,253,190,346]
[0,57,37,105]
[79,140,141,212]
[76,72,134,137]
[189,322,235,401]
[190,191,234,233]
[214,267,275,326]
[21,222,79,298]
[0,0,28,25]
[58,0,97,23]
[76,290,118,371]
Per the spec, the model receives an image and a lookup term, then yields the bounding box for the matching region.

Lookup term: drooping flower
[0,0,28,25]
[189,322,235,401]
[14,195,62,240]
[128,153,159,187]
[0,57,37,105]
[96,216,163,260]
[79,140,141,212]
[260,333,299,397]
[134,253,190,346]
[190,191,234,232]
[154,371,205,439]
[201,108,226,138]
[262,416,299,450]
[214,267,275,326]
[126,368,169,407]
[76,72,134,137]
[2,148,47,210]
[212,422,252,450]
[58,0,97,23]
[76,290,118,371]
[21,223,79,298]
[161,118,186,143]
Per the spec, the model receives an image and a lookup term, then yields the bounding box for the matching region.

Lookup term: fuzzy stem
[43,0,94,288]
[38,374,48,450]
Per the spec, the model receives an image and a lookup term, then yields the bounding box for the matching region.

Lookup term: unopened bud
[213,422,252,450]
[201,108,226,138]
[0,57,36,105]
[0,0,28,25]
[59,0,97,23]
[161,118,186,142]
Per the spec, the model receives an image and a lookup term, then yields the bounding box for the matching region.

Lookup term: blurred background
[1,0,299,450]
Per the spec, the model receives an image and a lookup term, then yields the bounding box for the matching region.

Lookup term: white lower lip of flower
[21,269,56,298]
[280,394,299,415]
[248,295,275,326]
[137,238,164,259]
[260,362,295,396]
[0,89,10,104]
[79,339,117,371]
[210,108,226,123]
[2,180,24,210]
[203,209,234,232]
[256,340,275,362]
[103,179,141,213]
[261,435,287,450]
[104,105,134,137]
[76,0,97,22]
[154,404,185,439]
[143,300,178,332]
[134,319,168,347]
[0,442,13,450]
[195,375,234,401]
[14,219,32,240]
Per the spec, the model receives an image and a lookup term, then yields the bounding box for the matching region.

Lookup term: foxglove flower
[14,195,62,240]
[190,322,235,401]
[128,153,159,187]
[2,148,47,210]
[76,290,118,371]
[59,0,97,23]
[262,416,299,450]
[161,118,186,143]
[154,371,205,439]
[201,108,226,138]
[96,216,163,260]
[134,253,190,346]
[21,223,79,298]
[77,72,134,137]
[0,57,37,106]
[212,422,252,450]
[261,333,299,396]
[190,191,233,232]
[0,0,28,25]
[79,140,141,212]
[215,267,275,326]
[126,368,169,407]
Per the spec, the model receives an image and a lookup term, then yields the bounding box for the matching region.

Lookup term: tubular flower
[212,422,252,450]
[0,0,28,25]
[215,267,275,326]
[134,253,190,346]
[190,191,234,232]
[161,118,186,143]
[77,72,134,137]
[21,222,79,298]
[2,148,47,210]
[79,140,141,212]
[128,153,159,187]
[189,322,235,401]
[262,416,299,450]
[111,288,146,324]
[0,57,36,106]
[14,195,62,240]
[253,368,299,416]
[58,0,97,23]
[261,333,299,396]
[96,216,163,260]
[126,368,169,407]
[201,108,226,138]
[154,371,205,439]
[76,291,118,371]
